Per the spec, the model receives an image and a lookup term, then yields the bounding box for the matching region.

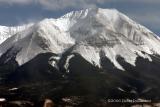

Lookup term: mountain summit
[0,8,160,69]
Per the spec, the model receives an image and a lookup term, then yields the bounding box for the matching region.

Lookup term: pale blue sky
[0,0,160,35]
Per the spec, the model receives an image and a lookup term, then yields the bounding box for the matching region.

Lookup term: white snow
[0,23,33,44]
[0,8,160,70]
[48,56,60,70]
[0,98,6,102]
[117,87,125,92]
[9,87,18,91]
[64,54,75,72]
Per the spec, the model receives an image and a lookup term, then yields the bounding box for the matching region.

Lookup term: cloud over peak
[1,0,160,10]
[0,0,107,10]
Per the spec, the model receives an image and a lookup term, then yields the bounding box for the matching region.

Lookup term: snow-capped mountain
[0,24,33,44]
[0,8,160,69]
[1,8,160,105]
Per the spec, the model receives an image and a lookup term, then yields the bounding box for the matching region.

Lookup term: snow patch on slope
[64,54,75,73]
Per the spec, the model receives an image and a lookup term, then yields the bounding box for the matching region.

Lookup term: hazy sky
[0,0,160,35]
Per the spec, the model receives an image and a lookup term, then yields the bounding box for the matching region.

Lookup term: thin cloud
[116,0,160,4]
[0,0,33,5]
[0,0,106,10]
[0,0,160,10]
[0,0,160,9]
[38,0,106,10]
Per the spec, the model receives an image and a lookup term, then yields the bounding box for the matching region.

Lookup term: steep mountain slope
[0,8,160,69]
[0,24,33,44]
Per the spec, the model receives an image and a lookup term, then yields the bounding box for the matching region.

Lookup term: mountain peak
[60,8,119,20]
[0,8,160,70]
